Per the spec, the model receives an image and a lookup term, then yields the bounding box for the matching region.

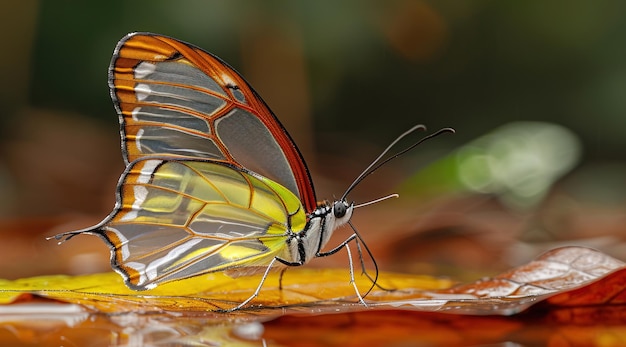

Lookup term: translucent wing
[109,32,316,212]
[96,158,307,289]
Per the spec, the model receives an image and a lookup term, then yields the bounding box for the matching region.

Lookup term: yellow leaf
[0,268,452,313]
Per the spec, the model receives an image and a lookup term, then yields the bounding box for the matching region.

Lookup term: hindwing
[100,158,307,289]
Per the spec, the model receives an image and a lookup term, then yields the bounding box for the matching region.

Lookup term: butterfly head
[332,199,353,225]
[315,199,353,224]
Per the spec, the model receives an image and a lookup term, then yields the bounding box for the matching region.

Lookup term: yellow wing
[96,159,307,290]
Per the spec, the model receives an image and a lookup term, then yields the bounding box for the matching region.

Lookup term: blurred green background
[1,1,626,277]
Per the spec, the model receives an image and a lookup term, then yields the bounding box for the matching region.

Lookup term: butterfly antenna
[340,125,455,201]
[353,194,399,209]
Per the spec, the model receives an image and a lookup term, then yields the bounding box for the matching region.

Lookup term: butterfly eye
[333,201,348,218]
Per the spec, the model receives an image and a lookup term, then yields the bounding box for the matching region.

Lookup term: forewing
[109,32,316,211]
[97,159,307,289]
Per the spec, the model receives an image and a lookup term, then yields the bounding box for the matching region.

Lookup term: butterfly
[51,32,452,311]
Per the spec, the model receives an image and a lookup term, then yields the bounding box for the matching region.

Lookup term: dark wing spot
[166,52,183,61]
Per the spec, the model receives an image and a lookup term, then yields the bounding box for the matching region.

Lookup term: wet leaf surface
[1,247,626,345]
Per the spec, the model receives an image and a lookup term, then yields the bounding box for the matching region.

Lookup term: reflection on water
[0,303,269,347]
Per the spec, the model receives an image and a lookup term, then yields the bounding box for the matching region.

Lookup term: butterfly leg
[344,242,367,306]
[278,268,288,290]
[354,236,394,292]
[316,234,367,306]
[223,256,303,312]
[345,221,393,293]
[220,257,278,312]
